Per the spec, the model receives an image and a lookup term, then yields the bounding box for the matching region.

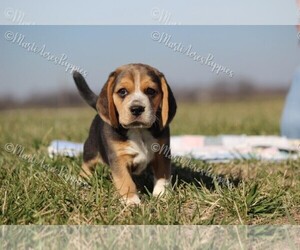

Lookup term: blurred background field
[1,97,300,225]
[0,97,285,146]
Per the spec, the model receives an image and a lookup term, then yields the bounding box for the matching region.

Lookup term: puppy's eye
[117,88,128,98]
[145,87,156,96]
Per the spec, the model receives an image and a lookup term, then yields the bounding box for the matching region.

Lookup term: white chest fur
[126,129,156,175]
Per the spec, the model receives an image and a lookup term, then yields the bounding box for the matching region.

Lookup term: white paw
[122,194,141,206]
[153,178,170,197]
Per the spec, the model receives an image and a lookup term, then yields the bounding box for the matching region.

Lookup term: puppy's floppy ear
[159,73,177,129]
[96,71,119,128]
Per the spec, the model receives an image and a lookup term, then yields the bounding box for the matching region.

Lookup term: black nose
[130,105,145,116]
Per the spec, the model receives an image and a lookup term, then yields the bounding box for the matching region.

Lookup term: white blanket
[48,135,300,162]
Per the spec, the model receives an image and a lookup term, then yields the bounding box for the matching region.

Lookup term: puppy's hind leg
[80,138,102,179]
[80,155,100,179]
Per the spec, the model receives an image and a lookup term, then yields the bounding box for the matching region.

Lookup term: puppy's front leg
[110,163,140,205]
[152,145,171,197]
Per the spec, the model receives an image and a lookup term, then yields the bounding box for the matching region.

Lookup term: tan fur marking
[160,77,169,128]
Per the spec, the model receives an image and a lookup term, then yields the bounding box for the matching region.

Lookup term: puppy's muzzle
[130,105,145,117]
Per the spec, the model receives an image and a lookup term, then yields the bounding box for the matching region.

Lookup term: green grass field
[1,97,300,225]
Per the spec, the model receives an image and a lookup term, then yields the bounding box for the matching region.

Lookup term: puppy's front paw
[122,194,141,206]
[153,178,170,197]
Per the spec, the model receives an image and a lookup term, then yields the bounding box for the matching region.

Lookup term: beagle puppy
[73,63,176,205]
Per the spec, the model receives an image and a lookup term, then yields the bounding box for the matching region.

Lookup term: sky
[0,0,298,25]
[0,1,299,100]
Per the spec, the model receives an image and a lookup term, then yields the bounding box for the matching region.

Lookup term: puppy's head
[97,63,176,130]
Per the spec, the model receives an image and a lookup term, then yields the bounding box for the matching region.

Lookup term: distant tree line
[0,80,289,110]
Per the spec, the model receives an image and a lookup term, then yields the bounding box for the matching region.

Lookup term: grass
[0,97,300,225]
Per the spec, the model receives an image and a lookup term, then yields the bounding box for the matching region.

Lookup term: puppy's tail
[73,71,97,110]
